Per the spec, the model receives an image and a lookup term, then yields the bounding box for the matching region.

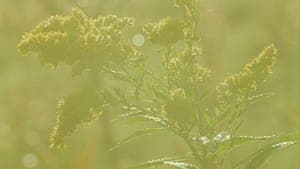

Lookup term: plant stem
[183,137,207,169]
[163,47,172,90]
[219,104,248,169]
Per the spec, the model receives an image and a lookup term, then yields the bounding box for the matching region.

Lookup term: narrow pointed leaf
[112,112,170,127]
[231,133,300,169]
[110,112,142,123]
[247,92,274,104]
[126,155,195,169]
[244,141,298,169]
[162,161,199,169]
[110,128,167,151]
[216,135,276,154]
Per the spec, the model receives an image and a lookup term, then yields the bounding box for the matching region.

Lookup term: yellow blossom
[143,17,184,46]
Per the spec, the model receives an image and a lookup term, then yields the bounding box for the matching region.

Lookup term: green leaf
[278,132,300,141]
[126,156,196,169]
[111,112,170,127]
[231,133,300,169]
[110,112,142,124]
[247,92,274,104]
[110,106,162,124]
[216,135,276,154]
[135,115,170,126]
[109,128,167,151]
[244,141,298,169]
[111,112,182,137]
[162,161,198,169]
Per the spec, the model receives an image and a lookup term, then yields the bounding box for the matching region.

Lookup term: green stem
[184,137,207,169]
[219,104,248,169]
[163,47,172,90]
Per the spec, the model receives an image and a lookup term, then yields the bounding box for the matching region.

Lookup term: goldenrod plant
[17,1,299,169]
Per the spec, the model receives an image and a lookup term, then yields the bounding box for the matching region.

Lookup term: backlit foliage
[217,45,277,101]
[17,1,299,169]
[215,45,277,131]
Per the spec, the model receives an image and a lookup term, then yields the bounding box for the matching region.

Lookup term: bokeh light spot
[132,34,145,47]
[22,153,38,168]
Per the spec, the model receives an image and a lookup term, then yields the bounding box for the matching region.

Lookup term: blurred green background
[0,0,299,169]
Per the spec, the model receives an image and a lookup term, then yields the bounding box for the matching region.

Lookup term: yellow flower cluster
[169,48,211,87]
[194,64,211,84]
[172,0,199,17]
[50,86,105,149]
[173,0,195,9]
[143,17,184,46]
[217,44,277,105]
[17,8,138,75]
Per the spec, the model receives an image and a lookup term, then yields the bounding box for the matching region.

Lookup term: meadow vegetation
[0,0,299,169]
